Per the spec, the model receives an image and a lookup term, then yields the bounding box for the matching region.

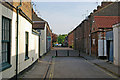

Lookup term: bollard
[67,50,69,56]
[79,50,80,57]
[56,50,58,57]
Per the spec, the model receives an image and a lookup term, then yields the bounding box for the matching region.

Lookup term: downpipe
[16,0,22,80]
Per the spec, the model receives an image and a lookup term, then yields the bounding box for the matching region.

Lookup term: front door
[109,41,113,62]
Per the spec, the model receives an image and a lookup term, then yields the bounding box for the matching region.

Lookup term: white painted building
[113,23,120,66]
[40,23,47,56]
[33,21,47,56]
[0,2,39,79]
[32,12,52,57]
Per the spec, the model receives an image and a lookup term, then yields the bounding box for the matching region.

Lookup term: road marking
[49,58,55,80]
[42,58,52,80]
[39,59,83,64]
[42,55,119,79]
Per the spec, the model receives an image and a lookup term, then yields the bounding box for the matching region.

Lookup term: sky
[32,0,116,35]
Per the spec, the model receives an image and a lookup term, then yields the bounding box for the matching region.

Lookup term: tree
[57,34,67,44]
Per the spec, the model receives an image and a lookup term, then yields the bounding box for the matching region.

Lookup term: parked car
[58,44,62,47]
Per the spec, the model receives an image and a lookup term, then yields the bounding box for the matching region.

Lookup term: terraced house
[0,0,44,79]
[32,11,52,57]
[68,2,120,60]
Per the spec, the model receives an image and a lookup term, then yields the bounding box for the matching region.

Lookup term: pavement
[18,47,120,80]
[18,51,54,79]
[80,52,120,78]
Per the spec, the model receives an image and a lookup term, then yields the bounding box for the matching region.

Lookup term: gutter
[16,0,22,80]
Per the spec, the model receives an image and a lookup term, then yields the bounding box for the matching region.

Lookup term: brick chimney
[97,5,102,11]
[90,12,93,16]
[93,9,97,13]
[101,2,113,7]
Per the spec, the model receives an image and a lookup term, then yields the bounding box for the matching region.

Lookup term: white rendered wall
[113,24,120,66]
[40,24,47,56]
[1,3,39,78]
[0,3,2,80]
[1,3,16,78]
[98,40,107,56]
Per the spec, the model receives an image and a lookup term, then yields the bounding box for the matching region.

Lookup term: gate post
[56,50,58,57]
[79,50,80,57]
[67,50,69,56]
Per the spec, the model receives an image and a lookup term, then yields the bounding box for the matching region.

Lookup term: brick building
[90,2,120,57]
[73,19,90,54]
[69,2,120,58]
[91,16,120,58]
[68,30,74,48]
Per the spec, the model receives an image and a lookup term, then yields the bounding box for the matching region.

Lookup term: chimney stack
[93,9,97,13]
[101,2,113,7]
[97,5,102,11]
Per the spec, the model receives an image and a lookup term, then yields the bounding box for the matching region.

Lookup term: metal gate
[54,50,81,57]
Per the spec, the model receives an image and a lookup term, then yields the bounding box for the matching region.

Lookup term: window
[25,32,29,60]
[1,16,11,71]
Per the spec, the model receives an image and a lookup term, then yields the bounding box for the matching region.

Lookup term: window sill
[0,62,12,72]
[25,57,29,61]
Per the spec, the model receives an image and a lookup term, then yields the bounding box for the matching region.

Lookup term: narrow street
[19,47,119,80]
[1,1,120,80]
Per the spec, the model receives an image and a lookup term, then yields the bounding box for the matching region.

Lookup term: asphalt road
[46,48,118,80]
[19,47,119,80]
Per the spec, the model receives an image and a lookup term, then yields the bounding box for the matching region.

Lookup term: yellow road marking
[49,58,55,80]
[41,56,119,79]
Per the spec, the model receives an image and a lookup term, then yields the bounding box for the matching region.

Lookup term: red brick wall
[11,0,32,20]
[91,32,98,57]
[74,20,90,53]
[68,31,74,48]
[46,24,52,49]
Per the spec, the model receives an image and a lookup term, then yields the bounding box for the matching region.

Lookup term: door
[109,41,113,62]
[39,36,41,58]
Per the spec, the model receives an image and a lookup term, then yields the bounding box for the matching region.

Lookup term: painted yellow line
[49,58,55,80]
[38,60,82,64]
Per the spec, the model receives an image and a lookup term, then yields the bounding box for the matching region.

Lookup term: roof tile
[94,16,120,28]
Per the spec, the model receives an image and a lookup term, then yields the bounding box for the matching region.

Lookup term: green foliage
[57,34,67,44]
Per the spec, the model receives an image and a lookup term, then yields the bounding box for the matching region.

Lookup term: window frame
[0,16,12,71]
[25,31,29,61]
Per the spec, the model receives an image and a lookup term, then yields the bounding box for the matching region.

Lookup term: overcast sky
[32,0,116,35]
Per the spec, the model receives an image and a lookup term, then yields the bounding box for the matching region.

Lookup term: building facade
[0,1,40,79]
[113,23,120,66]
[106,30,114,62]
[46,24,52,52]
[69,2,120,58]
[91,16,120,58]
[68,30,74,48]
[32,11,52,57]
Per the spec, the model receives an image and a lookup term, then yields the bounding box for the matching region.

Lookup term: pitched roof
[32,10,45,21]
[94,16,120,28]
[32,22,45,29]
[32,10,46,29]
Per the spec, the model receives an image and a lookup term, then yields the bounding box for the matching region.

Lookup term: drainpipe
[16,0,22,80]
[103,28,104,58]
